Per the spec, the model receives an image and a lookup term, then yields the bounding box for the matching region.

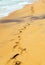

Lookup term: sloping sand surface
[0,0,45,65]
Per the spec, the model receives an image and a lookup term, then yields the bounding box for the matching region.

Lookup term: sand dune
[0,0,45,65]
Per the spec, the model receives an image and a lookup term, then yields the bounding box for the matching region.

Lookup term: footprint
[15,61,21,65]
[11,54,19,59]
[24,26,26,29]
[17,36,21,40]
[19,26,26,31]
[18,47,27,54]
[27,23,30,26]
[15,42,19,44]
[18,36,20,38]
[6,54,20,65]
[19,30,22,33]
[13,45,18,49]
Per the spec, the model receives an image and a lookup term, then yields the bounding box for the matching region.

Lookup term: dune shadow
[31,15,45,20]
[31,16,40,20]
[0,19,23,23]
[0,15,45,23]
[21,15,45,20]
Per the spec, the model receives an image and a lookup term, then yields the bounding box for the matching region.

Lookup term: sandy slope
[1,0,45,20]
[0,0,45,65]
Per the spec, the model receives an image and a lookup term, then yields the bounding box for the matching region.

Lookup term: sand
[0,0,45,65]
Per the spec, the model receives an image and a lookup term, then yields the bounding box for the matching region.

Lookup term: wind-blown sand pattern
[0,0,45,65]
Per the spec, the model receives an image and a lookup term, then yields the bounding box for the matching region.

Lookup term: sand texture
[0,0,45,65]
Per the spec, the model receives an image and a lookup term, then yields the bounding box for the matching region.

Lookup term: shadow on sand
[0,15,45,23]
[0,19,23,23]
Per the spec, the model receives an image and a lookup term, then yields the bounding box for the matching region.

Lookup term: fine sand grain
[0,0,45,65]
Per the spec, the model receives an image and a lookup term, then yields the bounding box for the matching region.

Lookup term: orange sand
[0,0,45,65]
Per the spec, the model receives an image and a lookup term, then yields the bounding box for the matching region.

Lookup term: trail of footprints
[6,23,30,65]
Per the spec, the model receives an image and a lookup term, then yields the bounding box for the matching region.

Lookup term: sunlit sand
[0,0,45,65]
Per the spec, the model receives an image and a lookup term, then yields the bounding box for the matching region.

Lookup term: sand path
[0,16,45,65]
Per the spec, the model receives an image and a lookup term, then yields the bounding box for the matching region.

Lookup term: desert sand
[0,0,45,65]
